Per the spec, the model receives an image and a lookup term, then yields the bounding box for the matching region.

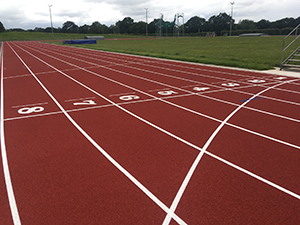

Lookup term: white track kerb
[1,46,22,224]
[8,42,300,224]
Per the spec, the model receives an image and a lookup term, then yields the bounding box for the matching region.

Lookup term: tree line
[1,13,299,36]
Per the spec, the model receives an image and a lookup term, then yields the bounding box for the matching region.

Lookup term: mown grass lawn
[54,36,297,70]
[1,31,298,70]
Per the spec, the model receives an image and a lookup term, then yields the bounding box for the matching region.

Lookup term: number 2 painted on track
[18,106,44,114]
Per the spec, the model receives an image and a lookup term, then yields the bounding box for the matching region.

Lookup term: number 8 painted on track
[18,107,44,114]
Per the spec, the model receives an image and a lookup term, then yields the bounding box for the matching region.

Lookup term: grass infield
[1,31,298,70]
[49,36,299,70]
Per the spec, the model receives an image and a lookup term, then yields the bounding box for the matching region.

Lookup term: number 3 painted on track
[18,107,44,114]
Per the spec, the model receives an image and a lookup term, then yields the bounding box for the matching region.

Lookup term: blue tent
[63,39,97,44]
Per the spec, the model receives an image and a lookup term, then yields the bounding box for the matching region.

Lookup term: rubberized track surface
[1,41,300,224]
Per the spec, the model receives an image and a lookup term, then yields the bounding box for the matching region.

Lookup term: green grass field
[51,36,299,70]
[1,31,299,70]
[0,31,145,41]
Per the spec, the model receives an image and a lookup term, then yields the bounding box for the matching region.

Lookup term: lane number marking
[119,95,140,101]
[248,79,266,83]
[73,100,96,106]
[193,87,210,91]
[157,90,178,95]
[221,83,240,87]
[274,77,287,80]
[18,106,44,114]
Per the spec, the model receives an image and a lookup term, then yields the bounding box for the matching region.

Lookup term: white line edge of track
[7,43,187,224]
[0,44,22,224]
[12,42,300,224]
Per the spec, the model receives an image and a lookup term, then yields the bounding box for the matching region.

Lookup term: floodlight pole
[48,5,54,39]
[230,2,234,36]
[145,8,148,38]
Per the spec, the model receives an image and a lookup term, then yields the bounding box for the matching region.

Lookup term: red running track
[1,41,300,224]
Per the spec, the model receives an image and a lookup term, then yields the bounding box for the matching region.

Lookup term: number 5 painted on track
[158,90,178,95]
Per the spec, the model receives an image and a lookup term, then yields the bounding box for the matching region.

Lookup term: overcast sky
[0,0,299,29]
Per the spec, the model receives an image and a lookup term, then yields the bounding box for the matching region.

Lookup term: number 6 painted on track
[18,107,44,114]
[119,95,140,101]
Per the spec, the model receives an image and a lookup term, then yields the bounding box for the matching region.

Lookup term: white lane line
[50,44,300,95]
[233,88,300,106]
[9,43,188,225]
[4,98,159,122]
[26,42,298,110]
[30,43,300,120]
[1,44,22,225]
[34,41,300,91]
[38,43,300,219]
[19,43,300,146]
[3,74,32,79]
[109,92,136,97]
[15,41,300,197]
[65,97,95,102]
[17,42,300,146]
[148,88,171,92]
[162,77,300,225]
[11,102,48,108]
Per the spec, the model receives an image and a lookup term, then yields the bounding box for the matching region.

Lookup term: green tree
[148,18,161,34]
[62,21,79,33]
[79,24,90,34]
[89,21,102,33]
[256,19,271,29]
[129,21,146,34]
[119,17,134,33]
[208,12,233,35]
[185,16,207,33]
[0,21,5,33]
[271,17,296,29]
[238,19,256,30]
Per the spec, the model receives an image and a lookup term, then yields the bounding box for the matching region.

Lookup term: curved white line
[13,42,300,224]
[1,44,22,224]
[162,79,299,224]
